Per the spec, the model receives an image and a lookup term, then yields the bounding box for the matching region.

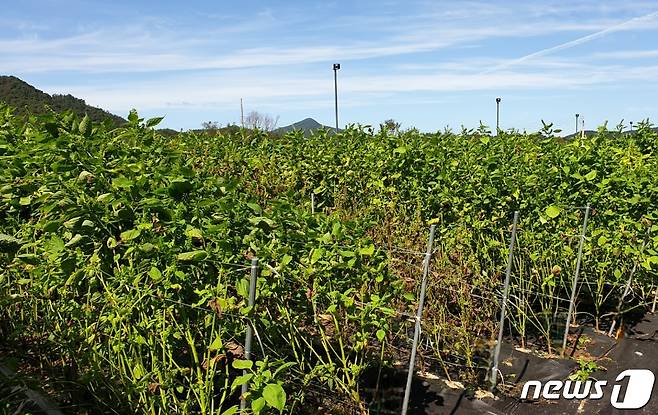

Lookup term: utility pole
[240,98,244,129]
[333,63,340,132]
[495,97,501,134]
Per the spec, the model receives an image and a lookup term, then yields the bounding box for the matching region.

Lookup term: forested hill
[0,75,126,125]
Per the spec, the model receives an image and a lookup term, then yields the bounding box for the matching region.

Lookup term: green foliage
[570,358,602,382]
[0,104,399,413]
[1,102,658,412]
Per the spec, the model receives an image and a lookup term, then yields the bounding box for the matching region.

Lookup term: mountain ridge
[0,75,126,125]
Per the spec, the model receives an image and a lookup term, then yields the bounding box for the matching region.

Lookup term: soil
[389,312,658,414]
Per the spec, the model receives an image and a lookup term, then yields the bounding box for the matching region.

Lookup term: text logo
[520,369,654,409]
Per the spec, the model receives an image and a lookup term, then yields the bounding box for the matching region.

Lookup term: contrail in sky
[482,10,658,74]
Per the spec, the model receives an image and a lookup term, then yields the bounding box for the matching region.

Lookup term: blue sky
[2,0,658,133]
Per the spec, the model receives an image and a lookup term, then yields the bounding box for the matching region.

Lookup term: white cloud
[40,59,658,115]
[3,3,658,74]
[5,0,658,128]
[590,49,658,59]
[483,9,658,73]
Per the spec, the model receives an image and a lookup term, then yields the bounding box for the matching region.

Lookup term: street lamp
[333,63,340,133]
[495,97,501,134]
[630,121,634,133]
[575,114,579,134]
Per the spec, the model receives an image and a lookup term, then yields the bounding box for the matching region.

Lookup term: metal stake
[562,205,590,355]
[401,225,436,415]
[490,211,519,390]
[240,258,258,411]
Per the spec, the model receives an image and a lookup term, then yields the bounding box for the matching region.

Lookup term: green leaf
[310,248,324,264]
[376,329,386,342]
[17,254,39,265]
[263,383,286,412]
[185,228,203,239]
[65,234,83,248]
[545,205,562,219]
[232,359,253,370]
[148,267,163,281]
[112,176,133,189]
[145,116,164,128]
[248,217,274,227]
[132,364,144,380]
[78,170,94,182]
[247,203,262,214]
[585,170,597,181]
[64,217,80,229]
[42,220,61,233]
[231,373,253,392]
[280,254,293,266]
[128,109,139,124]
[209,335,223,352]
[220,406,239,415]
[236,278,249,299]
[251,397,266,415]
[177,250,208,262]
[97,193,113,203]
[46,236,65,254]
[137,243,155,253]
[78,114,91,136]
[120,228,141,241]
[19,196,31,206]
[168,179,193,197]
[272,362,296,379]
[359,244,375,256]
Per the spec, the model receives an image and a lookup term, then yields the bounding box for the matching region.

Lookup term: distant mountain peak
[275,118,337,136]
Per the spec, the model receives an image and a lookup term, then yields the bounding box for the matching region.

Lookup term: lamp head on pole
[333,63,341,71]
[496,97,501,103]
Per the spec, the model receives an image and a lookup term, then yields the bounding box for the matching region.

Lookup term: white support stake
[401,225,436,415]
[490,211,519,390]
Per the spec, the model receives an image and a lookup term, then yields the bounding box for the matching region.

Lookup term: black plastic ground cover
[389,313,658,414]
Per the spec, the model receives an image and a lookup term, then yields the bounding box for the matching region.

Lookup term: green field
[1,105,657,414]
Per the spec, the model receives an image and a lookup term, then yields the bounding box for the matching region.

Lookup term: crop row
[1,106,657,413]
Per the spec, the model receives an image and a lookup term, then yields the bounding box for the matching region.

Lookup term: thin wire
[142,293,248,320]
[507,286,573,304]
[559,205,592,211]
[279,238,426,258]
[388,342,489,371]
